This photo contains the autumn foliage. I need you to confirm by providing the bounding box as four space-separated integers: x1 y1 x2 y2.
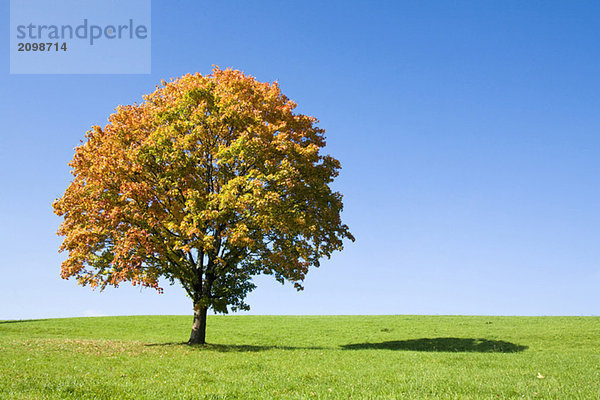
53 67 353 343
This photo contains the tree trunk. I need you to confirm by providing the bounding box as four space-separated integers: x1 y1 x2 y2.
188 304 208 345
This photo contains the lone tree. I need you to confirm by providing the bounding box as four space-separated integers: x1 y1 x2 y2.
53 67 354 344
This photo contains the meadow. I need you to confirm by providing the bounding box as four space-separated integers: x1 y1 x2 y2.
1 315 599 399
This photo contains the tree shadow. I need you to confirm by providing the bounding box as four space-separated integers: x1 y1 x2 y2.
143 342 326 352
341 337 527 353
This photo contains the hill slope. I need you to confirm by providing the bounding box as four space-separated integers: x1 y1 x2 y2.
1 315 599 399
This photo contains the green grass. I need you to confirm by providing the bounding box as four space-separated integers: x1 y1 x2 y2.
1 315 599 399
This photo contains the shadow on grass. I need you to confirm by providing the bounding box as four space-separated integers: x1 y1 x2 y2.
0 319 48 324
144 342 326 352
341 337 527 353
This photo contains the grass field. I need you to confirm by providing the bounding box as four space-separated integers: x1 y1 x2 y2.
1 315 599 399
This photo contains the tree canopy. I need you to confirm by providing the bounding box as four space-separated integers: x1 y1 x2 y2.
53 67 354 343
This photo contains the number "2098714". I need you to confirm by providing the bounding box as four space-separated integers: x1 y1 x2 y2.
18 42 67 52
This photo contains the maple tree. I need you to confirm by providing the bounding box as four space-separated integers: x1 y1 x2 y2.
53 67 354 344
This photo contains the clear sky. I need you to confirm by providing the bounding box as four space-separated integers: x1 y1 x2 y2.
1 1 599 319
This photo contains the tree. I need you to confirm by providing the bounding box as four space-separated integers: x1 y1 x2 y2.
53 67 354 344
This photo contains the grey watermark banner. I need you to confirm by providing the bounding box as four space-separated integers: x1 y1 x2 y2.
10 0 151 74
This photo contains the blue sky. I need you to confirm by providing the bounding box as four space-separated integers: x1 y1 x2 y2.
1 1 599 319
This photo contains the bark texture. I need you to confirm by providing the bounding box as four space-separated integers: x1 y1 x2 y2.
188 304 208 345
